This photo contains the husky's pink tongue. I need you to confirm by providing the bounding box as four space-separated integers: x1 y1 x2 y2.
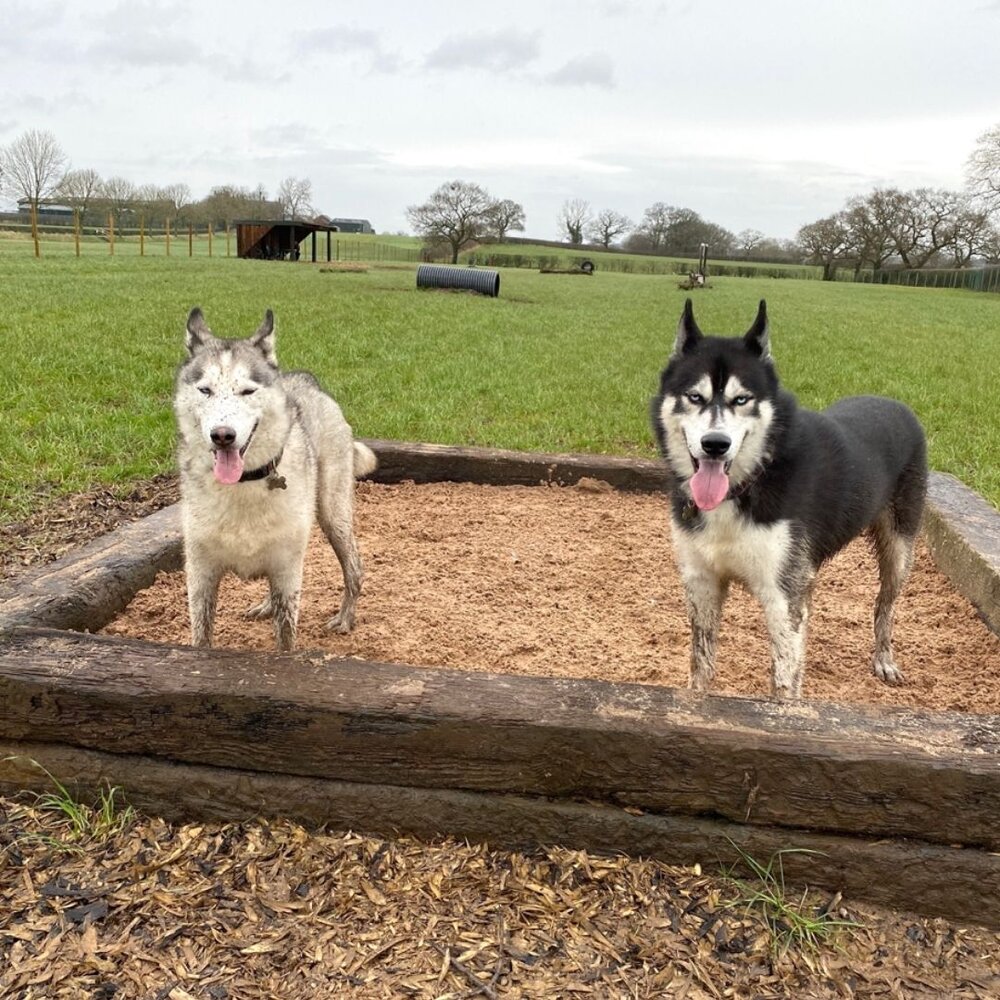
690 460 730 511
213 448 245 485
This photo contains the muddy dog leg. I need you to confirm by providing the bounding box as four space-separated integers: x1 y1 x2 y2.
187 562 222 648
318 472 364 634
869 512 917 685
761 574 815 700
266 565 303 652
680 569 728 692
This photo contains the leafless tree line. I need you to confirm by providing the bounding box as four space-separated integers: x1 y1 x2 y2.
0 129 316 234
797 187 1000 280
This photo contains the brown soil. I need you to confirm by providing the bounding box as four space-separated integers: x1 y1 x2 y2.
105 480 1000 714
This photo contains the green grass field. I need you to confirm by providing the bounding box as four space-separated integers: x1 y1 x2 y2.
1 250 998 523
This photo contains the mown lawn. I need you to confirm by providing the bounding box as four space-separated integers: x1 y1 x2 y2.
1 251 998 521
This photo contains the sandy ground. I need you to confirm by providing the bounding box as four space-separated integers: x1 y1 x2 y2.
104 480 1000 714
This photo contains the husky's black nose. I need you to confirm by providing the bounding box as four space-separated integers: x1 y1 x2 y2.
700 432 731 458
210 426 237 448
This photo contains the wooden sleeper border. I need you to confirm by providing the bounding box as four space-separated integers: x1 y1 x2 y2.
1 441 999 926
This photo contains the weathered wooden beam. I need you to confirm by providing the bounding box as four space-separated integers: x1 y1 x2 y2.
924 472 1000 634
361 439 670 493
1 627 998 851
2 738 997 927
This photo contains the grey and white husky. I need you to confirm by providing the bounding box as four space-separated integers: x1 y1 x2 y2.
174 307 376 651
652 299 927 699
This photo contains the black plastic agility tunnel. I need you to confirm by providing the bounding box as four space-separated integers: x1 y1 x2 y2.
416 264 501 297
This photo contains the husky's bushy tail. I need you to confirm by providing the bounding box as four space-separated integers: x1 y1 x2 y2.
353 442 378 478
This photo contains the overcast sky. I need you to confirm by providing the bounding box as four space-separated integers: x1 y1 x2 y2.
3 0 998 241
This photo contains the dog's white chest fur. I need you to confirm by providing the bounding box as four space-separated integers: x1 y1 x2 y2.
671 502 792 591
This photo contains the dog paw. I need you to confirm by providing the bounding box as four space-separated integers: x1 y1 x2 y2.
874 660 904 685
325 612 354 635
244 599 272 621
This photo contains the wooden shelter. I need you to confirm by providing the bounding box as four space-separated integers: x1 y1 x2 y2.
235 219 341 262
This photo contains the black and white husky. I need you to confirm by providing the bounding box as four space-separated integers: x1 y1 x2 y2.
652 299 927 699
174 308 377 651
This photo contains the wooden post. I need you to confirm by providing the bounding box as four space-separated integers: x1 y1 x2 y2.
108 212 115 256
165 218 171 257
139 215 145 257
188 223 193 258
73 209 81 258
327 230 331 262
311 229 317 263
226 222 231 258
30 202 40 258
208 224 213 258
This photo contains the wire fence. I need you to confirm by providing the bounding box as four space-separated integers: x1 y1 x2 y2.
2 219 998 291
0 219 424 263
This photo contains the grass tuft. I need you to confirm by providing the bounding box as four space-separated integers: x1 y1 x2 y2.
3 756 135 851
722 842 862 958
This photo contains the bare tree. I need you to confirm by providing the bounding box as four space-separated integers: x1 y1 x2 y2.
407 180 496 263
100 176 138 233
56 167 102 225
844 191 898 275
942 200 996 266
160 182 192 218
735 228 765 258
558 199 591 244
0 128 68 253
966 122 1000 213
586 209 632 249
486 198 526 241
277 177 313 220
632 202 672 252
797 213 854 280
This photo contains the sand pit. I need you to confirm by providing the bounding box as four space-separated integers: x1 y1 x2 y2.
104 480 1000 713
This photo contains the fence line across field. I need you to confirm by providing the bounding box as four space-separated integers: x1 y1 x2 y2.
2 216 999 292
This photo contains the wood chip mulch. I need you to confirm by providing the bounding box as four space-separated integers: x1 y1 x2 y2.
2 795 1000 1000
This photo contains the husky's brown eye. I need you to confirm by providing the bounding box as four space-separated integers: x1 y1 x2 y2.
239 387 257 396
198 386 212 397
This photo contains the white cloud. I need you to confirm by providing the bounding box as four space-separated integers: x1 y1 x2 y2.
423 27 541 72
545 53 615 89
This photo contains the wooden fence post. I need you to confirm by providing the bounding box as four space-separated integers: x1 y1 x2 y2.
226 223 231 258
108 212 115 256
73 209 81 258
188 223 193 258
166 219 171 257
31 202 40 258
208 224 213 257
140 215 145 257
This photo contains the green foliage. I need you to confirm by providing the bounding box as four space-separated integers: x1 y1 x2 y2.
1 252 998 524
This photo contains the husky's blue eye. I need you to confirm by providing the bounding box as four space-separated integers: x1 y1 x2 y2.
732 394 752 406
686 391 704 405
198 386 212 397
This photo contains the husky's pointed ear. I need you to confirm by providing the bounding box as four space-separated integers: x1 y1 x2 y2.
250 309 277 365
743 299 771 359
185 307 212 355
671 298 702 358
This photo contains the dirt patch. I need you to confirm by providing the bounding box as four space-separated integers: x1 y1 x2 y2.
0 474 179 583
105 480 1000 713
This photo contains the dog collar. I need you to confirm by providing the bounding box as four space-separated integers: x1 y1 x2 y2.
239 450 286 490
